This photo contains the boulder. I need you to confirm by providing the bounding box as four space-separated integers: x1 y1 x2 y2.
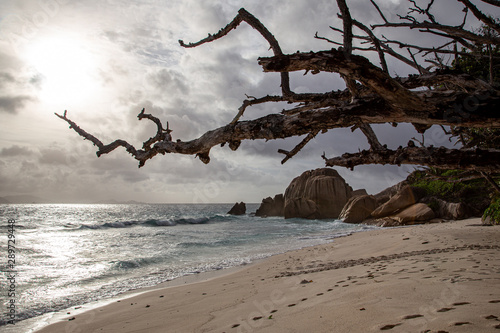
255 194 285 217
339 195 377 224
351 189 368 197
284 198 319 219
284 168 353 219
420 197 468 220
392 203 435 224
227 202 246 215
371 185 419 218
373 180 409 206
438 201 467 220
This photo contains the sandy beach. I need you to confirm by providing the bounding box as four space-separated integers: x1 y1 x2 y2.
36 218 500 333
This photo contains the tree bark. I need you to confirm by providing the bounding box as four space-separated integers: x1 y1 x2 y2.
55 4 500 173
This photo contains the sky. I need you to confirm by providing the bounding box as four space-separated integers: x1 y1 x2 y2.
0 0 494 204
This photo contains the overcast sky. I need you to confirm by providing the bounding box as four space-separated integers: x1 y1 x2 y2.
0 0 493 203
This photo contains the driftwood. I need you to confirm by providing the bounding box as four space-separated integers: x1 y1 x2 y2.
56 1 500 173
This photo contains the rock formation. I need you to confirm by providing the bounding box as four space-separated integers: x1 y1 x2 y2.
420 197 468 220
255 194 285 217
227 202 246 215
284 168 353 219
339 195 377 224
253 167 483 226
371 185 421 218
351 189 368 197
360 185 435 226
392 203 435 224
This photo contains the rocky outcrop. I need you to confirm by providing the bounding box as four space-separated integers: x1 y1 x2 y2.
227 202 246 215
339 195 377 224
284 198 319 219
420 197 468 220
358 185 435 226
392 203 435 224
284 168 353 219
373 181 409 206
352 189 368 197
371 185 421 218
255 194 284 217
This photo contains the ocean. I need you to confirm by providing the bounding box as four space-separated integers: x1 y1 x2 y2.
0 203 374 332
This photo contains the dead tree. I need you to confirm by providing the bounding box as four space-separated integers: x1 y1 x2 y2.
56 1 500 172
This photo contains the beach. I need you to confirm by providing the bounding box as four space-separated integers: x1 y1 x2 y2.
34 218 500 333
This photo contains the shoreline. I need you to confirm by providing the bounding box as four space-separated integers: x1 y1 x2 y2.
15 264 250 333
30 218 500 332
20 228 360 333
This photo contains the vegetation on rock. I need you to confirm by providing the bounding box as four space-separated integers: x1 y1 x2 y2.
483 195 500 224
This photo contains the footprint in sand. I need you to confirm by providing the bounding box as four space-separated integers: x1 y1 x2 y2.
379 323 402 330
437 307 455 312
402 314 423 320
454 322 471 326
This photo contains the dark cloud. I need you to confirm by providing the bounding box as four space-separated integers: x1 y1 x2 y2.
0 72 15 83
0 0 479 203
0 52 37 113
0 95 33 113
38 148 68 165
0 145 33 157
146 68 189 95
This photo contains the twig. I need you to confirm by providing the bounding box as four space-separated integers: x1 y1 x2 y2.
279 130 320 164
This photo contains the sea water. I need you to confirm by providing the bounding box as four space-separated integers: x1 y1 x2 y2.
0 203 373 331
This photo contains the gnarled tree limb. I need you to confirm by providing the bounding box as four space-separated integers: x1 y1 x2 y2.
258 49 429 113
180 8 291 97
322 146 500 173
56 3 500 174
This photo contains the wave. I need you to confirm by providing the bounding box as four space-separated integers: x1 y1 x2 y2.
110 257 158 270
77 214 231 230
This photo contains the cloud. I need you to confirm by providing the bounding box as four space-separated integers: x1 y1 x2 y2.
0 0 477 203
146 68 189 95
38 148 68 165
0 52 38 113
0 145 34 157
0 95 33 113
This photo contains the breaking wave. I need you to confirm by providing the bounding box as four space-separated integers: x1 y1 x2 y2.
77 215 229 229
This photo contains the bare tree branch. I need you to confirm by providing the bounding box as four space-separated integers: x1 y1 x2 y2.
56 4 500 173
369 0 389 23
279 130 320 164
351 19 389 73
322 146 500 173
480 0 500 7
357 123 384 151
258 49 434 112
57 85 500 168
179 8 292 97
458 0 500 35
480 171 500 193
372 17 500 45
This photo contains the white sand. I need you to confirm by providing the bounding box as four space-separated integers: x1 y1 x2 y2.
36 218 500 333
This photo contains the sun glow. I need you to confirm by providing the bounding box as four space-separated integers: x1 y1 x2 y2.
24 35 101 105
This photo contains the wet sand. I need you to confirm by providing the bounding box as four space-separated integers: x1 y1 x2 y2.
36 218 500 332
